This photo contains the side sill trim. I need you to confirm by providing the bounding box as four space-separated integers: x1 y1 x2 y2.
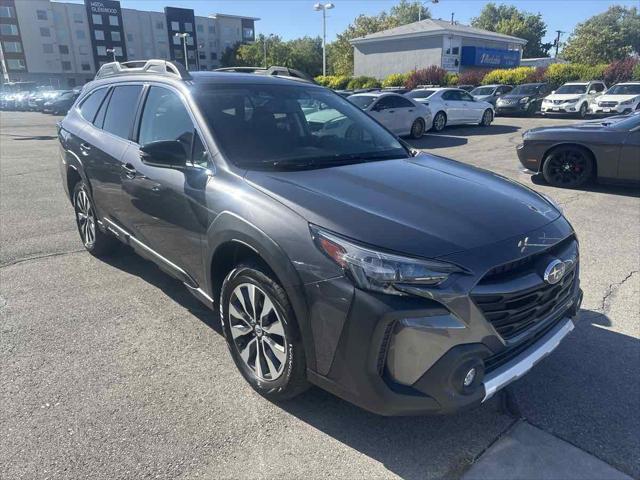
482 317 575 402
103 218 198 288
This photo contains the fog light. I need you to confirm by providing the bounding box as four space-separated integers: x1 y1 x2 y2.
463 368 476 387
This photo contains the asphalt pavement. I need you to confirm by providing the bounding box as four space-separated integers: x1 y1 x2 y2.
1 111 638 479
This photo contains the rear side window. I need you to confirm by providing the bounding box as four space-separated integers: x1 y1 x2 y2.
388 96 413 108
79 88 108 122
102 85 143 140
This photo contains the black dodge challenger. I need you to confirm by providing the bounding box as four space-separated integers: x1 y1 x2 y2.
517 112 640 188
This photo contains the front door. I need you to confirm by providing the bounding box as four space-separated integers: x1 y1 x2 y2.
619 129 640 181
120 85 211 283
370 96 401 133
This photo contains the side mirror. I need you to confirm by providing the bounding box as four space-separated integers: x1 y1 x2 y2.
551 90 555 94
140 140 188 168
589 90 597 94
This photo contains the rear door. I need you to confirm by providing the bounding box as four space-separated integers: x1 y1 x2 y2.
459 90 484 122
82 84 144 228
119 85 211 282
441 90 464 123
387 95 418 135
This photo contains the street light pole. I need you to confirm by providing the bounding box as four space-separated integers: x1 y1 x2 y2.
0 40 10 83
314 3 334 77
554 30 565 58
175 32 190 70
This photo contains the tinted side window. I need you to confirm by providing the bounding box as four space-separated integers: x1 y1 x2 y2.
79 88 108 122
93 88 111 128
460 92 474 101
389 96 414 108
443 90 461 101
102 85 143 139
374 96 394 110
592 83 605 92
138 86 194 155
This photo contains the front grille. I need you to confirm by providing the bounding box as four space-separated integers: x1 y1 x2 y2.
472 267 576 341
553 99 564 105
599 101 618 107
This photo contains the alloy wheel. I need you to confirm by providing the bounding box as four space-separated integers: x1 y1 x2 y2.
579 103 587 118
433 113 446 131
411 119 424 138
547 150 589 186
228 283 287 381
482 110 493 126
75 188 96 248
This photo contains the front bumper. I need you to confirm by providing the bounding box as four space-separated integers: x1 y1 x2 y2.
541 102 580 114
589 104 634 115
495 102 530 115
305 219 581 415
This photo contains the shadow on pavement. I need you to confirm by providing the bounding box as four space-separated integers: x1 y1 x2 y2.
531 174 640 198
409 134 467 149
429 124 520 137
511 309 640 478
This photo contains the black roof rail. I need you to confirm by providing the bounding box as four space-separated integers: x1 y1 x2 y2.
95 59 192 81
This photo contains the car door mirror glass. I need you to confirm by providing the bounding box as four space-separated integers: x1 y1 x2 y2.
140 140 188 168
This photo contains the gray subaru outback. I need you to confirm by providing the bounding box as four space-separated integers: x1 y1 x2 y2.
58 60 582 415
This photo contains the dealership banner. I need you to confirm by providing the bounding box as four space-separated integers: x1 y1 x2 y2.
460 46 520 68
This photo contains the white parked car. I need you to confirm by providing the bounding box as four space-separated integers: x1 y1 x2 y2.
589 82 640 115
541 80 607 118
348 92 432 138
405 87 495 132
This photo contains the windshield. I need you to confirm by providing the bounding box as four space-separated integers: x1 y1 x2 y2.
348 95 377 109
606 84 640 95
406 89 436 99
471 87 495 96
556 84 588 94
195 84 407 170
511 85 542 95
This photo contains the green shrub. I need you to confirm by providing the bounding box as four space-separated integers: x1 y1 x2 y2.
347 76 381 90
633 62 640 81
405 66 447 90
482 67 535 85
314 75 332 87
382 73 410 88
328 75 351 89
575 64 607 81
444 72 459 86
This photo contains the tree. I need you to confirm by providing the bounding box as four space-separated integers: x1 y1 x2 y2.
471 3 552 58
562 6 640 64
220 42 242 67
328 1 431 76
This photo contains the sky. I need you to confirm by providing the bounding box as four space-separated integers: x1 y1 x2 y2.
67 0 638 47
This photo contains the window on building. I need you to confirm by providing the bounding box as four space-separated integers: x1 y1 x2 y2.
174 49 183 59
208 25 214 34
197 24 203 33
0 24 18 35
7 59 25 70
40 27 51 37
43 44 54 54
184 22 192 32
0 6 15 18
243 27 254 40
210 52 217 60
172 36 181 46
187 50 195 59
58 44 69 54
155 20 164 29
92 14 102 25
79 45 89 55
97 45 107 56
79 87 108 122
186 36 194 46
126 33 133 42
94 30 104 40
36 9 48 20
111 31 121 42
171 21 179 31
3 41 22 53
109 15 118 26
76 30 86 39
73 12 83 23
114 46 123 57
199 52 206 60
81 63 91 71
102 85 143 139
62 61 72 71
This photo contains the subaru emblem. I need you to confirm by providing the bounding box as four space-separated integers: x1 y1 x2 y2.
544 259 566 285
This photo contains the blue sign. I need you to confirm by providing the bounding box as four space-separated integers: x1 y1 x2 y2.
460 46 521 68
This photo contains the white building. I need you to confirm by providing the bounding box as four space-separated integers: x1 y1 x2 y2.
0 0 258 88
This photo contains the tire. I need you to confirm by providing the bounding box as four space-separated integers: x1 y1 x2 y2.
220 262 309 401
479 109 493 126
431 111 447 132
577 102 588 118
72 181 119 257
409 118 425 139
527 102 537 117
542 146 594 188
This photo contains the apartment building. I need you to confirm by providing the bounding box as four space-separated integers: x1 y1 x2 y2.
0 0 258 87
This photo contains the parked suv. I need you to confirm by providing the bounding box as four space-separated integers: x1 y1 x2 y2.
589 82 640 115
541 81 607 117
59 60 583 415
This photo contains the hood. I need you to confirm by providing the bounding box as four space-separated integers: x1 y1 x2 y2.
473 95 492 101
501 92 536 100
545 93 587 101
245 154 560 259
525 121 608 136
595 94 639 102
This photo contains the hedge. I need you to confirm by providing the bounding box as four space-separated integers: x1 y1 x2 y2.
347 76 381 89
405 66 447 90
382 72 410 88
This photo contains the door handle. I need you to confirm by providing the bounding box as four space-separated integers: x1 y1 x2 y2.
122 163 137 178
80 142 91 150
408 109 414 112
388 110 395 113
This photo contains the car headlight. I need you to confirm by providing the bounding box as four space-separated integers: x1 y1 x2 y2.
519 97 530 104
540 193 563 214
620 97 637 105
311 226 465 295
564 98 580 104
